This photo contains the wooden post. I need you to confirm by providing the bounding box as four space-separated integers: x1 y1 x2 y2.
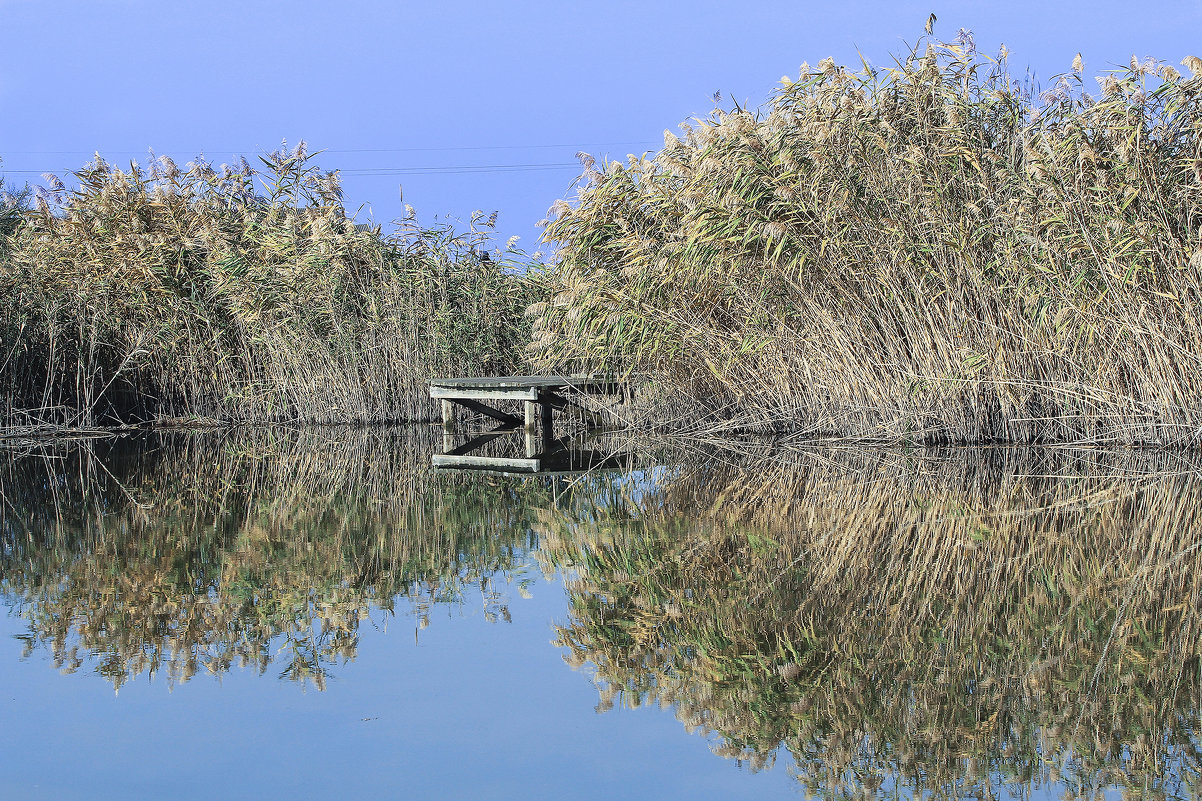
540 396 554 450
524 400 536 430
441 399 455 431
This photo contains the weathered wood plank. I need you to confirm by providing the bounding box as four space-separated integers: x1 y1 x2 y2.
429 374 627 435
429 375 625 394
432 454 541 472
430 386 539 402
430 375 595 388
440 397 523 427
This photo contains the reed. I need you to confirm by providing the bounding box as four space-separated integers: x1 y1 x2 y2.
533 32 1202 444
0 144 542 428
0 166 30 243
537 446 1202 798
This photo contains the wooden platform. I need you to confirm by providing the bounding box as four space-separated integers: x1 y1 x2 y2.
429 375 624 432
429 375 624 394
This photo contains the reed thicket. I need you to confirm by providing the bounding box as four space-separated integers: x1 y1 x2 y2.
533 35 1202 444
0 145 541 427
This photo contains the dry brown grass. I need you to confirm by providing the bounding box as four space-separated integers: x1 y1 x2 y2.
0 144 542 428
533 34 1202 444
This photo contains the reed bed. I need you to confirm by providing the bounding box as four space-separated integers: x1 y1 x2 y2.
537 446 1202 799
0 427 553 689
533 34 1202 444
0 144 541 428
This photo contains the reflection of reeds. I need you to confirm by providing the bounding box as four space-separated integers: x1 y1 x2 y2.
540 446 1202 799
0 427 552 690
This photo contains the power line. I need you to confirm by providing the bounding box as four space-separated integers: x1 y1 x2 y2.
2 161 589 177
341 162 583 175
0 140 658 156
333 141 656 154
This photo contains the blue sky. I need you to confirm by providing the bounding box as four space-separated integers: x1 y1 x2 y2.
2 0 1200 254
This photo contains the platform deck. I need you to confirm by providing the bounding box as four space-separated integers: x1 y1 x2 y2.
429 375 623 394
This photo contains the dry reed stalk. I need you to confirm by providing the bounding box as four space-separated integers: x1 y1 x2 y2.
0 145 543 428
533 34 1202 444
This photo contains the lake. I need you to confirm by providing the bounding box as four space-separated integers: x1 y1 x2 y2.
1 428 1199 800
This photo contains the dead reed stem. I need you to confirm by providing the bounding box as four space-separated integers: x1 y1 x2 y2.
533 36 1202 444
0 145 543 428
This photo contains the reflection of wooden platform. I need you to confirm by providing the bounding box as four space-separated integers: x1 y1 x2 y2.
431 427 639 476
432 446 635 475
429 375 625 431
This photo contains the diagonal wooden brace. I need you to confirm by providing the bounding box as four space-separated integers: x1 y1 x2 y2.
541 391 605 427
445 398 523 428
442 428 514 457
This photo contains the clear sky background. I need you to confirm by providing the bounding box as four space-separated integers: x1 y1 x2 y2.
2 0 1200 255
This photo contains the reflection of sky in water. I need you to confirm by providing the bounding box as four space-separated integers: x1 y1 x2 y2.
1 437 1199 800
0 568 800 801
0 574 1141 801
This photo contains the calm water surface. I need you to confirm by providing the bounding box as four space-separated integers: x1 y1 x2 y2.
1 430 1199 800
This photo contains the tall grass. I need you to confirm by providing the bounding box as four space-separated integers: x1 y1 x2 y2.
533 34 1202 444
0 144 541 428
0 164 28 270
538 445 1202 798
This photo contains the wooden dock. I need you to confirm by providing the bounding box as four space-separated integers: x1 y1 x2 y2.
428 375 627 471
429 375 623 431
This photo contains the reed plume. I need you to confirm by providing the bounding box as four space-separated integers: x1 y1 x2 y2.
0 146 542 428
533 34 1202 444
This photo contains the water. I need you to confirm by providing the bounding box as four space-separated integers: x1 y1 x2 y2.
1 429 1199 800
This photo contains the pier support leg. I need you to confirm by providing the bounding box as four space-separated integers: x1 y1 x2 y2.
524 400 536 430
441 399 456 431
540 398 554 450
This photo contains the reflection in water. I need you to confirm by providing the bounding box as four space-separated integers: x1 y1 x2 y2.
537 446 1202 800
0 428 574 689
433 425 643 475
4 433 1202 799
